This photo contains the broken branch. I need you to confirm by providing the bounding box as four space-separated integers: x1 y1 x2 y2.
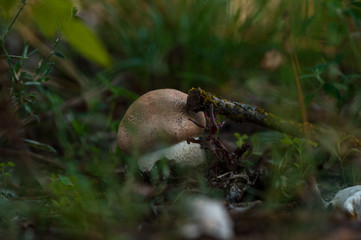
186 87 361 150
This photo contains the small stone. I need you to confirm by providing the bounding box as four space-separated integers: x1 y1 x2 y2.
117 89 205 154
181 196 234 240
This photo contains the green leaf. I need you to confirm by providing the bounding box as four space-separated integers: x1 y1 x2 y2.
28 49 38 57
234 132 248 148
58 175 73 186
20 72 33 80
313 63 329 74
7 161 16 167
299 74 316 79
307 140 318 148
14 62 20 72
35 61 43 75
24 81 42 86
38 77 50 82
281 138 293 145
0 163 5 168
32 0 73 37
351 148 361 154
293 163 301 169
24 139 57 153
72 119 87 135
24 104 32 115
43 66 53 76
0 0 17 18
293 137 303 147
71 7 78 17
20 42 29 65
323 82 341 100
63 19 112 67
54 51 65 58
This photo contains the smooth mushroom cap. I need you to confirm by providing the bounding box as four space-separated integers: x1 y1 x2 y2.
117 89 206 154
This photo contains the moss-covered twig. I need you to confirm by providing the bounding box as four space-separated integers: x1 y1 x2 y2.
186 87 361 150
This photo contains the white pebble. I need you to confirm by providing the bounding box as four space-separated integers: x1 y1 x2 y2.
181 196 234 240
331 185 361 220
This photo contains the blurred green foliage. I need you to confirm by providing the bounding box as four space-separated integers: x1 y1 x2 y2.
31 0 112 66
0 0 361 239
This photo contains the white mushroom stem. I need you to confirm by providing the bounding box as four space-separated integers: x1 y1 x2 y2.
138 140 207 172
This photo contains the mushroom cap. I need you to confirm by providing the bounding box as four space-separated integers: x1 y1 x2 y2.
117 89 206 154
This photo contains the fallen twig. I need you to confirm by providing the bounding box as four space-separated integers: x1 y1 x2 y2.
186 87 361 150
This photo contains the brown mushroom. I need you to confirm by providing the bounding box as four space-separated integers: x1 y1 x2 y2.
117 89 206 154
